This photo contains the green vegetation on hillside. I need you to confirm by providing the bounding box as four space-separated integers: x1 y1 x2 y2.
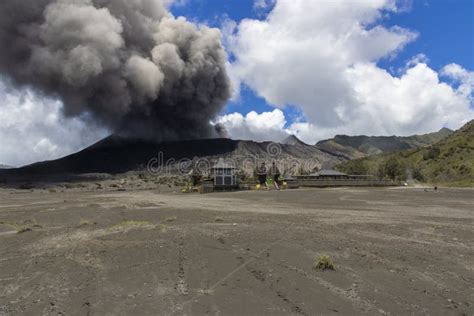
316 128 453 159
336 121 474 186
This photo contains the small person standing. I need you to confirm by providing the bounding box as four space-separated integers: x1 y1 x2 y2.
256 162 268 189
269 161 281 190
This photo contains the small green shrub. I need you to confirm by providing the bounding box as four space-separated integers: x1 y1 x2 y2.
423 146 440 160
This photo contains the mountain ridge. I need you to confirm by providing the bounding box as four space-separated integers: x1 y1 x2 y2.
0 136 344 180
316 127 453 159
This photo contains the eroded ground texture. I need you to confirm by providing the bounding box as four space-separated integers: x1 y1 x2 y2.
0 187 473 315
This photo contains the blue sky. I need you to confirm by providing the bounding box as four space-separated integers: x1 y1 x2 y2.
172 0 473 122
384 0 473 70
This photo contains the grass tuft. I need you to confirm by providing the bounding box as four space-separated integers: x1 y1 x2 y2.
112 220 152 229
17 227 32 234
165 216 177 223
313 255 335 271
80 219 97 227
0 221 35 234
158 224 168 233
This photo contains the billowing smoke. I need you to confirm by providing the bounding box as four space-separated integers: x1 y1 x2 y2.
0 0 231 141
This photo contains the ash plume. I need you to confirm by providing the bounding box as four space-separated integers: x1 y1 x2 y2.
0 0 231 141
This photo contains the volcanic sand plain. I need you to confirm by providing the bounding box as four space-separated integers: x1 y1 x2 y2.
0 187 473 315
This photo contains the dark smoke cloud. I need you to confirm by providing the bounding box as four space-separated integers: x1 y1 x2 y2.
0 0 231 141
213 123 230 139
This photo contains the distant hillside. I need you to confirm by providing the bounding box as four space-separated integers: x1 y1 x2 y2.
336 121 474 186
316 128 453 159
0 164 14 169
0 135 344 181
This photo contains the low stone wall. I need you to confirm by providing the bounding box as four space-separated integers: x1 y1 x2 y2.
295 179 394 187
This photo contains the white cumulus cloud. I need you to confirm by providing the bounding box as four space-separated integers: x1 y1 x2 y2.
253 0 276 10
0 79 108 167
223 0 474 143
216 109 289 142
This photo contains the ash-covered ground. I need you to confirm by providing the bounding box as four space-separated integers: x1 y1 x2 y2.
0 187 473 315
